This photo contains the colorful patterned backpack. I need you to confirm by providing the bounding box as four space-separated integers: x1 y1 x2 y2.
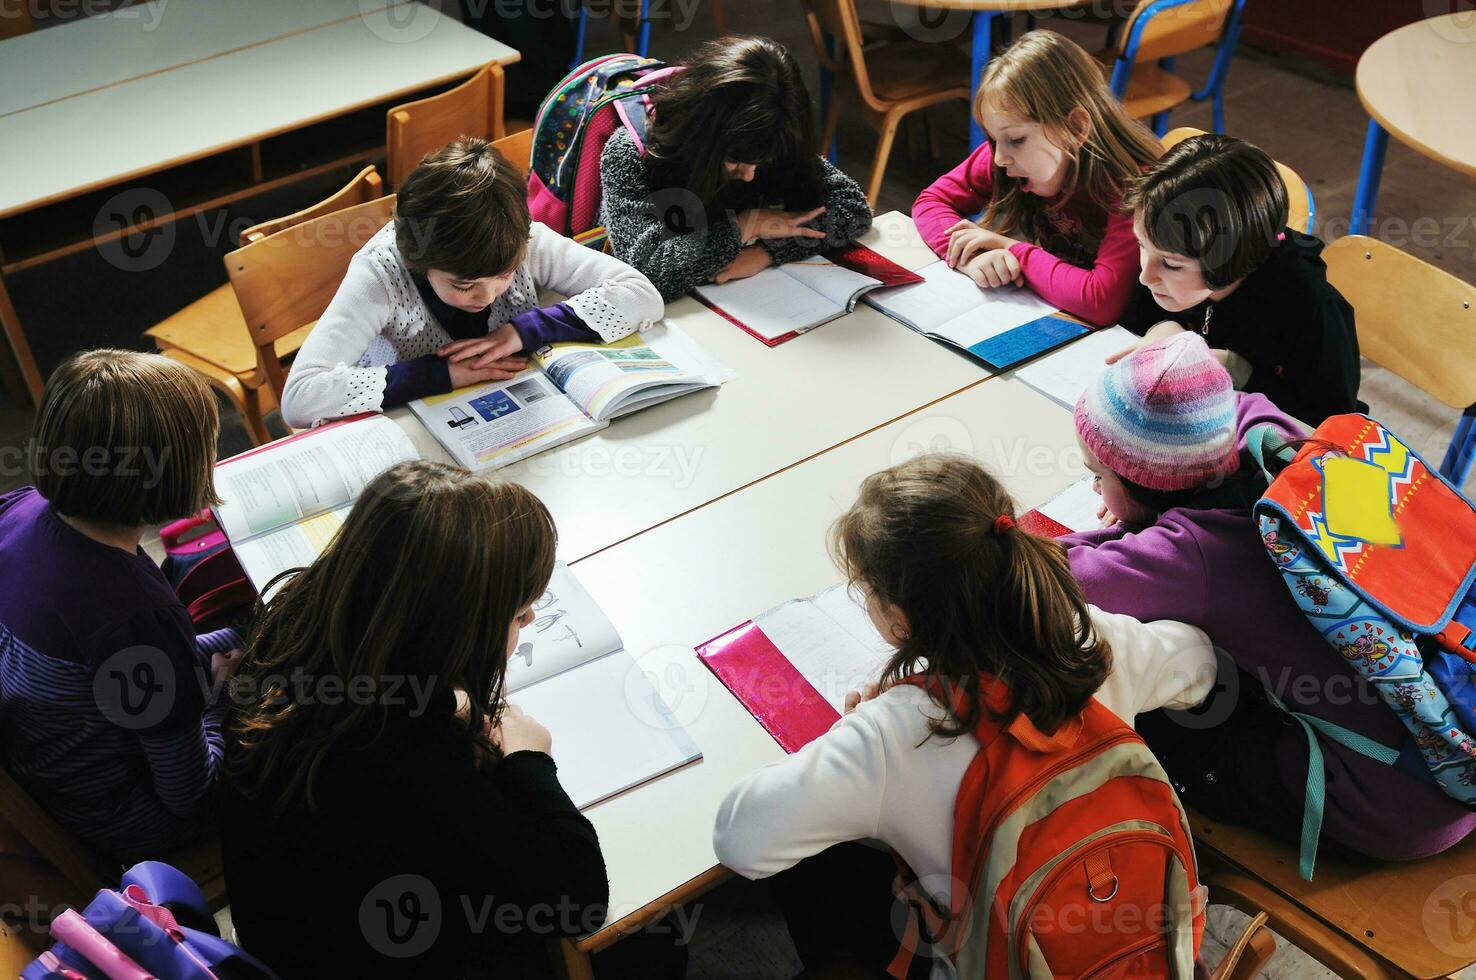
1250 414 1476 879
887 674 1205 979
527 54 680 250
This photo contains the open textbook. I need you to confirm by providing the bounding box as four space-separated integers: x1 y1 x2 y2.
507 562 703 809
1014 325 1137 408
1017 476 1102 539
697 584 894 752
692 245 923 344
865 260 1090 371
410 322 733 471
214 414 417 593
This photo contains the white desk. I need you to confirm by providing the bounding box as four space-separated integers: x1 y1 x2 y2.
391 214 989 563
0 0 404 118
561 378 1084 950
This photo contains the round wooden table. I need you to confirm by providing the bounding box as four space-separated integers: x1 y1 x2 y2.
1351 12 1476 235
882 0 1099 149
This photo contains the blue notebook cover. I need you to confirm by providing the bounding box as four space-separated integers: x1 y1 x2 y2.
967 314 1089 370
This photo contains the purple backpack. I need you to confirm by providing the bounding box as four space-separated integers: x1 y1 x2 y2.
22 862 277 980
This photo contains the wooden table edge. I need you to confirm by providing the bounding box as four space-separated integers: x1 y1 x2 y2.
574 865 735 954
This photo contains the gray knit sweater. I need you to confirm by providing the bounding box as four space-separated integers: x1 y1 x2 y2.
598 128 874 301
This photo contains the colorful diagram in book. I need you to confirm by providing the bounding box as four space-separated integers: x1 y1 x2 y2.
504 562 703 809
532 323 731 421
411 369 600 473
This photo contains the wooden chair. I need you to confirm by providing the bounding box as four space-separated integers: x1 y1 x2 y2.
1188 806 1476 978
1163 127 1316 235
386 62 506 190
1098 0 1246 136
493 127 535 180
1324 235 1476 486
225 194 399 405
802 0 970 207
0 0 34 40
146 166 385 445
0 763 229 915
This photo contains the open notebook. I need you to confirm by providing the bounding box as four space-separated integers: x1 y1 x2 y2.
410 322 733 471
693 244 923 345
1017 475 1102 539
507 562 703 809
1013 325 1136 409
865 260 1089 371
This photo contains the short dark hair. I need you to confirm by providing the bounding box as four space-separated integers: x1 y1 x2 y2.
394 137 530 279
1124 134 1289 289
31 349 220 525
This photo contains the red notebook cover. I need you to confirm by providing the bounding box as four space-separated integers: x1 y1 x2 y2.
1017 509 1074 539
697 621 841 753
702 243 924 348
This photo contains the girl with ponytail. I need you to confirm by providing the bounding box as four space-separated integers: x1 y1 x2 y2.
713 454 1215 978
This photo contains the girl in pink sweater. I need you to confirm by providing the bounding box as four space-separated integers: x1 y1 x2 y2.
913 30 1162 326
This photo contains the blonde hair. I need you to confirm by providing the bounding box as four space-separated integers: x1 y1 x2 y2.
30 349 220 524
830 454 1111 737
976 30 1162 257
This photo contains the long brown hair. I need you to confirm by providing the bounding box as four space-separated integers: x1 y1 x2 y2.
227 460 556 815
645 35 823 211
977 30 1161 260
830 455 1111 737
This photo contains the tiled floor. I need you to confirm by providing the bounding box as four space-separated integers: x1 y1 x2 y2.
5 3 1476 977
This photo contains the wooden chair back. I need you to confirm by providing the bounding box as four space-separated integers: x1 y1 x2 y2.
0 0 34 40
226 195 398 400
1163 127 1314 235
801 0 883 113
1116 0 1234 63
492 128 534 181
240 165 383 245
386 63 506 189
1325 235 1476 410
0 765 110 904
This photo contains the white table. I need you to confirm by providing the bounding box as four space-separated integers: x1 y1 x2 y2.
0 2 518 402
391 213 994 563
558 377 1083 959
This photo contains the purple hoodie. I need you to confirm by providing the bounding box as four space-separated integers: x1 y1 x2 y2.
1064 392 1476 861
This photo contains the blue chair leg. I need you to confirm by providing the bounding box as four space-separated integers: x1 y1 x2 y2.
821 32 837 164
634 0 652 56
570 5 588 70
1151 57 1176 136
1441 405 1476 488
1212 89 1225 134
1351 119 1389 238
969 12 998 150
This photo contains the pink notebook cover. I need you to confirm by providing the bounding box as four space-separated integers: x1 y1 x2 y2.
696 621 841 753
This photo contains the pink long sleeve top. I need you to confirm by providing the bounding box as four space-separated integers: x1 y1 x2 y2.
912 141 1142 326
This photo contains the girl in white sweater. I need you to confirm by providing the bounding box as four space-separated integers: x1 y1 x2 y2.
282 137 663 428
712 455 1218 978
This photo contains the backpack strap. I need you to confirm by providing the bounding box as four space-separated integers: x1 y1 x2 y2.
1246 423 1297 482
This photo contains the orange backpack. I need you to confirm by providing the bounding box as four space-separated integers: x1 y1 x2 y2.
889 675 1205 979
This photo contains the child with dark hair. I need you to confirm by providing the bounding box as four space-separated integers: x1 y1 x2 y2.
283 137 662 428
0 350 240 862
1114 134 1362 426
1068 332 1476 865
599 35 873 301
713 453 1215 978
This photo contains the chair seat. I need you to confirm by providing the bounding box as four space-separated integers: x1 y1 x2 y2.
859 40 971 105
1187 807 1476 977
145 285 313 384
1093 49 1193 119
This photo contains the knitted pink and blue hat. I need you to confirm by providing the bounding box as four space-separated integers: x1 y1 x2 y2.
1074 331 1238 492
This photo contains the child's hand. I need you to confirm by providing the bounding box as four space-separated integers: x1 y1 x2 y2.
1097 502 1119 528
944 221 1015 269
490 703 552 757
1104 321 1186 364
737 207 827 242
960 249 1024 289
440 324 523 368
448 357 528 389
211 648 245 683
713 245 774 284
842 680 882 715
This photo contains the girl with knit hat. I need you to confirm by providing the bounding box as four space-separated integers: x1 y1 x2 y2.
1066 332 1476 861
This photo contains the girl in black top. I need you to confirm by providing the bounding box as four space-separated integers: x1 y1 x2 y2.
1115 134 1362 426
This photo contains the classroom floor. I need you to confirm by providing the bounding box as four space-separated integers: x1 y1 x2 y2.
6 3 1476 977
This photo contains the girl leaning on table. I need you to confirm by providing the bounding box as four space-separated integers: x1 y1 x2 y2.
280 136 663 429
221 460 685 979
912 30 1163 326
712 453 1217 978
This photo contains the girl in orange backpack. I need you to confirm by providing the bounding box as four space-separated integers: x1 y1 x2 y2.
713 455 1216 978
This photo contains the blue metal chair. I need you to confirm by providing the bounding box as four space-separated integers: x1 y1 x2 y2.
1101 0 1247 137
569 0 728 68
1324 236 1476 488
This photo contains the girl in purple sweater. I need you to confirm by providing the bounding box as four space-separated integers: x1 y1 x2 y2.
1065 332 1476 866
912 30 1161 326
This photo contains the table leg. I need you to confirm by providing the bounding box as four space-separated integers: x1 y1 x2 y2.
969 12 998 151
1351 119 1388 238
554 938 595 980
0 272 43 405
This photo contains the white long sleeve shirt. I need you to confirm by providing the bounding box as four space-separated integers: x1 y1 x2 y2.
712 605 1216 978
280 219 663 428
